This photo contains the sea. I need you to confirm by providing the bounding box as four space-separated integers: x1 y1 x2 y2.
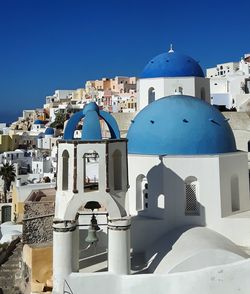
0 111 21 126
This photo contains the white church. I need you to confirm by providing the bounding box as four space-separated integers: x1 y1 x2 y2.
52 48 250 294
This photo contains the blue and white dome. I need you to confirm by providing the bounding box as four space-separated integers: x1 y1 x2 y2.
34 119 45 125
45 127 54 136
141 51 204 79
127 95 236 155
63 102 120 141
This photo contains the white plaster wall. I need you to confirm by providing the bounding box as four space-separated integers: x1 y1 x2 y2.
162 155 221 228
127 154 222 254
210 77 228 93
194 77 211 103
128 152 250 250
128 154 222 226
138 77 210 111
65 258 250 294
43 137 52 149
218 152 250 217
138 78 165 110
55 141 128 220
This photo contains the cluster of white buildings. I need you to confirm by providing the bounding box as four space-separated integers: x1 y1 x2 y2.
207 53 250 111
44 76 137 125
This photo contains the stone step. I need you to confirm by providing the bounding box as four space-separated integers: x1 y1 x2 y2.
0 264 21 271
2 257 20 264
5 259 21 266
0 268 18 275
1 289 21 294
0 276 15 284
0 277 15 286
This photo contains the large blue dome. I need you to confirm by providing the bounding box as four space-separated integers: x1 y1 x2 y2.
127 95 236 155
141 51 204 79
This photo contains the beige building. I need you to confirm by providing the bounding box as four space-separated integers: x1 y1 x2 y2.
87 76 137 94
72 88 86 101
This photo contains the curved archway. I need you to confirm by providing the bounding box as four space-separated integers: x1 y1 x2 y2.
62 150 69 190
200 87 206 101
148 87 155 104
136 174 148 211
185 176 199 215
231 175 240 212
112 149 122 190
83 150 99 192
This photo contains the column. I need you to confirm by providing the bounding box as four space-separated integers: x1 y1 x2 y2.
108 217 131 274
52 220 77 294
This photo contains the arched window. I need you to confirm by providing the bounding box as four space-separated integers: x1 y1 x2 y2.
148 87 155 104
175 86 183 95
83 150 99 192
185 176 199 215
231 175 240 212
157 194 165 209
200 87 206 101
112 149 122 190
136 175 148 211
62 150 69 191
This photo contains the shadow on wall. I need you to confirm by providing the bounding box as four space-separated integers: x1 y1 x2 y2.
131 157 206 273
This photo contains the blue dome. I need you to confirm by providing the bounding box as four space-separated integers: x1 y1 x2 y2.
127 95 236 155
63 102 120 141
34 119 45 125
44 127 54 135
141 51 204 79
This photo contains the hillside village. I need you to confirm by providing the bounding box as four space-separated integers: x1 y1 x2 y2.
1 49 250 293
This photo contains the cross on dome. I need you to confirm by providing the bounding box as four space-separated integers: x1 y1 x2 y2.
168 43 174 53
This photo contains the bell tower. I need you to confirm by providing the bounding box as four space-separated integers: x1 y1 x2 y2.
52 102 131 293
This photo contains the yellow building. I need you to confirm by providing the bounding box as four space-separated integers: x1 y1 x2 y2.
0 134 20 153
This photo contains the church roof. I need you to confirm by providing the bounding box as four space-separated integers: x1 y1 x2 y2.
127 95 237 155
63 102 120 141
140 51 204 79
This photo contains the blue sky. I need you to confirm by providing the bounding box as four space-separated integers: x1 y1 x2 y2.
0 0 249 121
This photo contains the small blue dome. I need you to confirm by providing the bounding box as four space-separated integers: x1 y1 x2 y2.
127 95 236 155
141 51 204 79
37 132 45 139
34 119 44 125
44 127 54 135
63 102 120 141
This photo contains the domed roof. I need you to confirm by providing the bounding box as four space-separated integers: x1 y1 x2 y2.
127 95 236 155
63 102 120 141
44 127 54 135
141 51 204 79
34 119 45 125
37 132 45 139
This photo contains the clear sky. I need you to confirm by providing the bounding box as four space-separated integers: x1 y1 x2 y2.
0 0 249 121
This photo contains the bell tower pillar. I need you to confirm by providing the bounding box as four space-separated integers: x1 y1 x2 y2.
52 220 78 294
108 217 131 274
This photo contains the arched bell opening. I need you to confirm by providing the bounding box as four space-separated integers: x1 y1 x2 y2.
78 201 108 272
83 150 99 192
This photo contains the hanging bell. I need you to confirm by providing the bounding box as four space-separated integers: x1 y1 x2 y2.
85 225 99 244
91 214 101 231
